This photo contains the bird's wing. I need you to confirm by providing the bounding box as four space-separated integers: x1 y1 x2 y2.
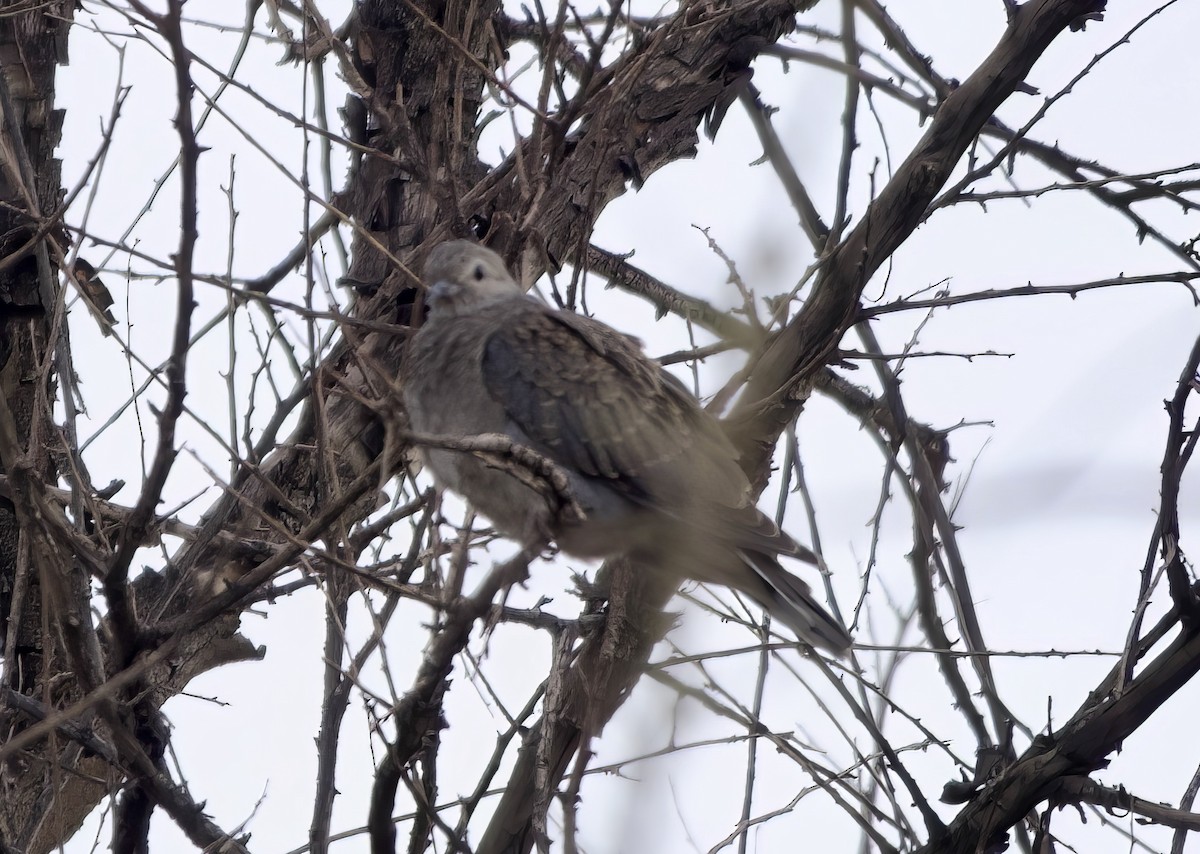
480 299 745 502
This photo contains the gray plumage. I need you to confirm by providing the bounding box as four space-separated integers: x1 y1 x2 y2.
403 240 852 654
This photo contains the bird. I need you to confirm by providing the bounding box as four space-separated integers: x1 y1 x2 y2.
402 240 852 655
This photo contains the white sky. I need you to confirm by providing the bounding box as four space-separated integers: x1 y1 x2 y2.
46 1 1200 851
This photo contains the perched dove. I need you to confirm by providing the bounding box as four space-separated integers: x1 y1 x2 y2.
403 240 851 654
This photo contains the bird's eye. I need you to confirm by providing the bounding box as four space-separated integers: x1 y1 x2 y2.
472 264 486 281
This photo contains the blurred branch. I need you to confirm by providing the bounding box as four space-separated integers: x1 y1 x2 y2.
586 244 761 347
739 82 829 247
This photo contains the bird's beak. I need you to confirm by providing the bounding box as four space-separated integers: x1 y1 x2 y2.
426 280 459 311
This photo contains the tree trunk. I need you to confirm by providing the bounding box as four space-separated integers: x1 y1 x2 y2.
0 2 87 849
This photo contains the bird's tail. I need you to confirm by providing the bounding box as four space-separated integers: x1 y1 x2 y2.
738 550 853 656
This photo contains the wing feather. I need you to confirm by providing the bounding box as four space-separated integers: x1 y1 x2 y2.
480 300 733 502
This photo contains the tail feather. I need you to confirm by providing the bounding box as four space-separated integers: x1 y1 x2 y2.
738 549 852 655
729 506 820 565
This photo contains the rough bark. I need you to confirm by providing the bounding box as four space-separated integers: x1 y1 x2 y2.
0 3 86 848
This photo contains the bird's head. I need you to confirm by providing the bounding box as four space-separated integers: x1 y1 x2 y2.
422 240 522 317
